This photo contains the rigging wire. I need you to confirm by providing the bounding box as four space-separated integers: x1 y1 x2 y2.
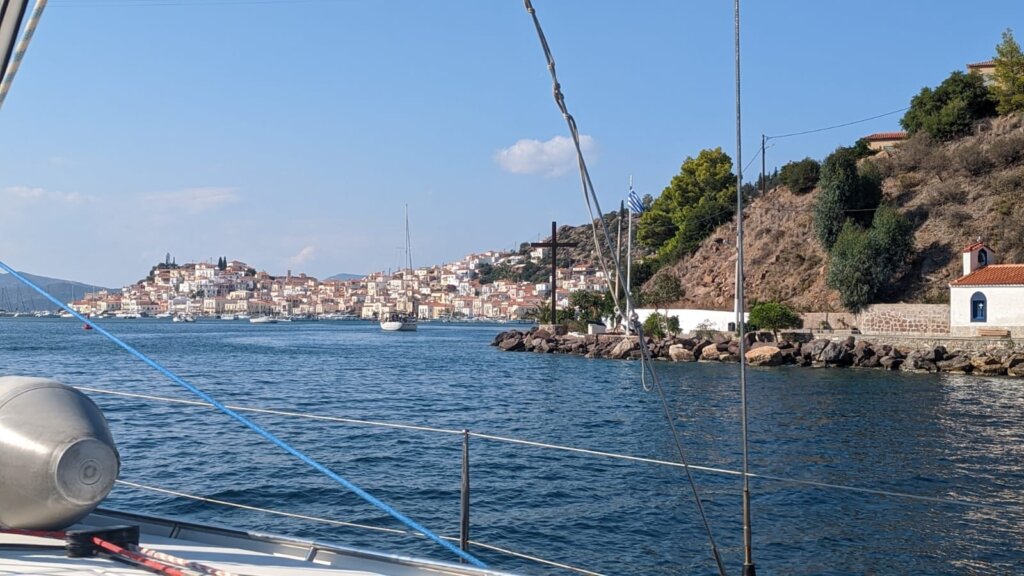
521 2 727 575
0 261 487 569
48 0 356 7
0 0 48 110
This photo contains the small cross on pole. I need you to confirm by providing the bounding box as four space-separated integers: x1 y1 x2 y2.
531 221 578 324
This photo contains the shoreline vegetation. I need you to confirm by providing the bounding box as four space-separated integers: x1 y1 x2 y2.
491 327 1024 377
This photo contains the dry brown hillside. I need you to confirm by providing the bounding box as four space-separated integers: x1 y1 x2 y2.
656 113 1024 312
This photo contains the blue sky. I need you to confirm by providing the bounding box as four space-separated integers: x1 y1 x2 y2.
0 0 1019 287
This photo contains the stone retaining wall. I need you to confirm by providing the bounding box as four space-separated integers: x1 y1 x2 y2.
856 304 950 335
853 334 1023 355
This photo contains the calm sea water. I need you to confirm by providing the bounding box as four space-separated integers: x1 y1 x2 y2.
1 318 1021 575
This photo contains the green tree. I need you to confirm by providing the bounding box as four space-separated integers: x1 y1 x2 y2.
813 146 883 252
748 301 802 341
900 71 996 140
636 148 736 263
570 290 604 322
527 306 573 325
778 157 820 194
636 209 677 251
825 206 913 312
866 204 914 295
993 28 1024 115
643 312 670 339
826 222 875 312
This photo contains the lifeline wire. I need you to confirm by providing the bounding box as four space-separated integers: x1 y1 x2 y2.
88 389 1021 513
0 261 486 569
521 3 727 575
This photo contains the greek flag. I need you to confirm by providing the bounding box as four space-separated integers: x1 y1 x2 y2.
627 187 645 214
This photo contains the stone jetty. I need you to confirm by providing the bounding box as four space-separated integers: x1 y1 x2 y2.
490 327 1024 377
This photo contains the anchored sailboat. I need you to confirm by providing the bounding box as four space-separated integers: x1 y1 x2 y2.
380 204 418 332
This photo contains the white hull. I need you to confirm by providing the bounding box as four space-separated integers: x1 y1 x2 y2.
380 320 417 331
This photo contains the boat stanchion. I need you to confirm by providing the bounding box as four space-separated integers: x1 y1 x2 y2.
459 429 471 558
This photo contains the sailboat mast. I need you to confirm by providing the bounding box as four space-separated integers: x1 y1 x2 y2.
735 0 756 574
404 204 413 272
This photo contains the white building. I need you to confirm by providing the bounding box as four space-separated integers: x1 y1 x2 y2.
949 242 1024 337
633 308 748 334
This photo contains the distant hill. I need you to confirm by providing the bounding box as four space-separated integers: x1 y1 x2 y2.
326 272 365 281
0 272 114 312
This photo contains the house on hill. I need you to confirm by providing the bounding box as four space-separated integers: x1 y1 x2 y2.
862 131 907 152
967 60 996 86
949 242 1024 337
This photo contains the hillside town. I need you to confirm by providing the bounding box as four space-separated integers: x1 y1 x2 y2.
66 249 607 321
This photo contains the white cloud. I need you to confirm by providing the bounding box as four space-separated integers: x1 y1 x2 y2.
289 245 316 265
494 135 596 177
145 187 240 214
2 185 90 204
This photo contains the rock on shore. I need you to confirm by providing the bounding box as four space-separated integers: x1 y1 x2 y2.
490 328 1024 377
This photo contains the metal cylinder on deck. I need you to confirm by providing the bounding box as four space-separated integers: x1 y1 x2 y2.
0 376 120 530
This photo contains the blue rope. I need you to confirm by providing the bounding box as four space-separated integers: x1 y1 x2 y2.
0 261 487 569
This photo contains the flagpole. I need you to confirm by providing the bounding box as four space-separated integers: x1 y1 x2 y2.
615 200 624 329
626 176 634 333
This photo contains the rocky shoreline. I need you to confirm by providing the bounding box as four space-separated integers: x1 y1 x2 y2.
490 327 1024 377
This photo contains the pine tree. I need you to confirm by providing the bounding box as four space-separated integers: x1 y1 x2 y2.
993 28 1024 115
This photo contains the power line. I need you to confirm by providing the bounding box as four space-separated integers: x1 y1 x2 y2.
767 106 909 140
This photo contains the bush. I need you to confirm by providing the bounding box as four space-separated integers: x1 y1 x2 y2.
896 172 925 191
945 208 972 227
930 180 968 205
666 315 680 334
992 167 1024 195
826 223 875 312
891 133 936 172
987 133 1024 167
900 71 997 140
779 157 820 194
952 143 993 176
643 313 667 339
748 301 802 340
693 320 716 340
825 206 914 312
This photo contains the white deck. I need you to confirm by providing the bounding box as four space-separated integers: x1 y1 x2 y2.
0 509 514 576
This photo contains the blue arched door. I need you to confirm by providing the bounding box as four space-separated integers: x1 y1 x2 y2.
970 292 987 322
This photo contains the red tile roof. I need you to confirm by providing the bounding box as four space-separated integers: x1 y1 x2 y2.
967 60 995 68
863 131 907 141
962 241 988 253
950 264 1024 286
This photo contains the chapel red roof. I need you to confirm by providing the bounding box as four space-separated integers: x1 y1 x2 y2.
950 264 1024 287
962 241 988 253
863 131 907 141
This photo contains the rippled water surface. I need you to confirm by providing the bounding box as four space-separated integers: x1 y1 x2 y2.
2 318 1022 575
